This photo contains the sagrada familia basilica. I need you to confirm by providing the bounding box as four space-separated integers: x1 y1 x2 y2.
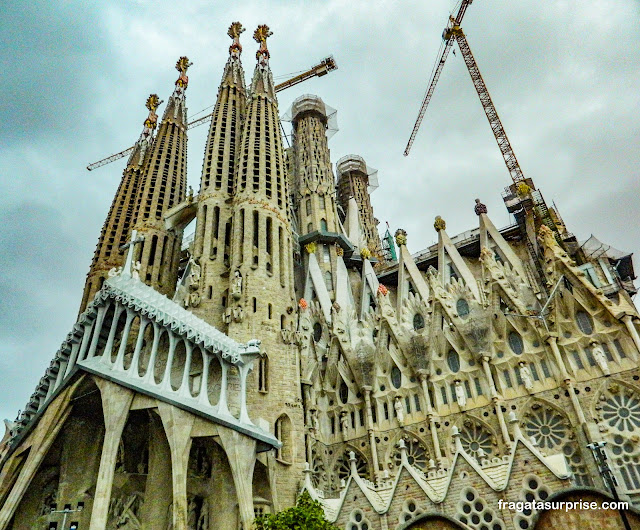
1 21 639 530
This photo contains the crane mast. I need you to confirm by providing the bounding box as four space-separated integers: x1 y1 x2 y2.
451 27 525 183
404 0 525 185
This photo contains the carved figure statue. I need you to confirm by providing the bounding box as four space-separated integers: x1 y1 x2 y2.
198 500 209 530
591 341 610 375
132 261 141 280
108 266 123 278
232 270 243 300
340 411 349 437
189 258 201 287
233 305 244 323
519 362 534 391
187 498 198 529
454 380 466 407
189 292 201 308
109 493 143 529
394 396 405 426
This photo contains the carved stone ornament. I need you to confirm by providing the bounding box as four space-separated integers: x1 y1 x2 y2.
474 198 488 216
305 242 317 254
394 228 407 247
434 216 446 232
360 247 371 260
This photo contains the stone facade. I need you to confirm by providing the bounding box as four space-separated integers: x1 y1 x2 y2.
2 22 640 530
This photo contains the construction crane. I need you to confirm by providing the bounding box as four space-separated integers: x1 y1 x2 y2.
87 56 338 171
405 1 566 288
404 0 525 185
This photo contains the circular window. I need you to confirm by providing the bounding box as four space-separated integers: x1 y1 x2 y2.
576 311 593 335
447 350 460 373
457 299 470 318
508 332 524 355
413 313 425 330
391 366 402 389
339 382 349 404
313 322 322 342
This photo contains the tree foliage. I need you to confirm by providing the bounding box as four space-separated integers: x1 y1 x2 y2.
254 491 339 530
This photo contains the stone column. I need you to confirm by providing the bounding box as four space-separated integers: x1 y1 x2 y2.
546 335 570 380
158 402 195 530
622 315 640 354
418 373 442 461
0 385 77 529
218 426 257 530
89 378 134 530
363 387 380 482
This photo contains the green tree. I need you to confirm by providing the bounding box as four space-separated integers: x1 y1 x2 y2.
254 491 339 530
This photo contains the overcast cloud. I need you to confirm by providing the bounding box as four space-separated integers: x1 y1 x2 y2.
1 0 638 423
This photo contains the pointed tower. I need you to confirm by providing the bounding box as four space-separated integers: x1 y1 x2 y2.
226 26 303 507
336 155 382 256
289 95 342 298
132 57 192 297
189 23 247 328
79 94 163 312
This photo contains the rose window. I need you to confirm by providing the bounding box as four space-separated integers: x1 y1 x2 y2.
336 451 368 482
524 404 591 486
392 438 429 470
602 385 640 432
524 406 567 449
310 449 327 490
460 422 493 459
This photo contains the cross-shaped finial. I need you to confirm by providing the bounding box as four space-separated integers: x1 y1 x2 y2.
119 230 145 278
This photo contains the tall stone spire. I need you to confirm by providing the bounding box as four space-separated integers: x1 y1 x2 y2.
131 57 192 297
289 95 342 298
336 155 382 256
189 23 248 328
226 26 303 506
79 94 163 312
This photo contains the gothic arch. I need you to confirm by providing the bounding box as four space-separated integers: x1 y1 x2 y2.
593 379 640 492
530 487 640 529
275 413 293 464
520 397 591 485
385 431 431 472
455 415 497 460
332 445 369 486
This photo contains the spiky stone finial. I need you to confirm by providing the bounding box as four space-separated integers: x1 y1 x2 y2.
175 56 193 88
228 22 245 57
254 24 273 61
474 198 487 216
434 216 446 232
143 94 162 130
394 229 407 246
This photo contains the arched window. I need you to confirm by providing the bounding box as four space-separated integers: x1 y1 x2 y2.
339 381 349 404
323 245 331 263
413 313 425 330
325 271 333 291
258 355 268 392
508 332 524 355
307 222 313 233
319 195 326 209
447 350 460 373
391 366 402 389
305 198 312 216
313 322 322 342
576 311 594 335
456 298 470 318
320 218 328 232
275 415 292 463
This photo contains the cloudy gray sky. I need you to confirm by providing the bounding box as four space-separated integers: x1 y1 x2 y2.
1 0 638 423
